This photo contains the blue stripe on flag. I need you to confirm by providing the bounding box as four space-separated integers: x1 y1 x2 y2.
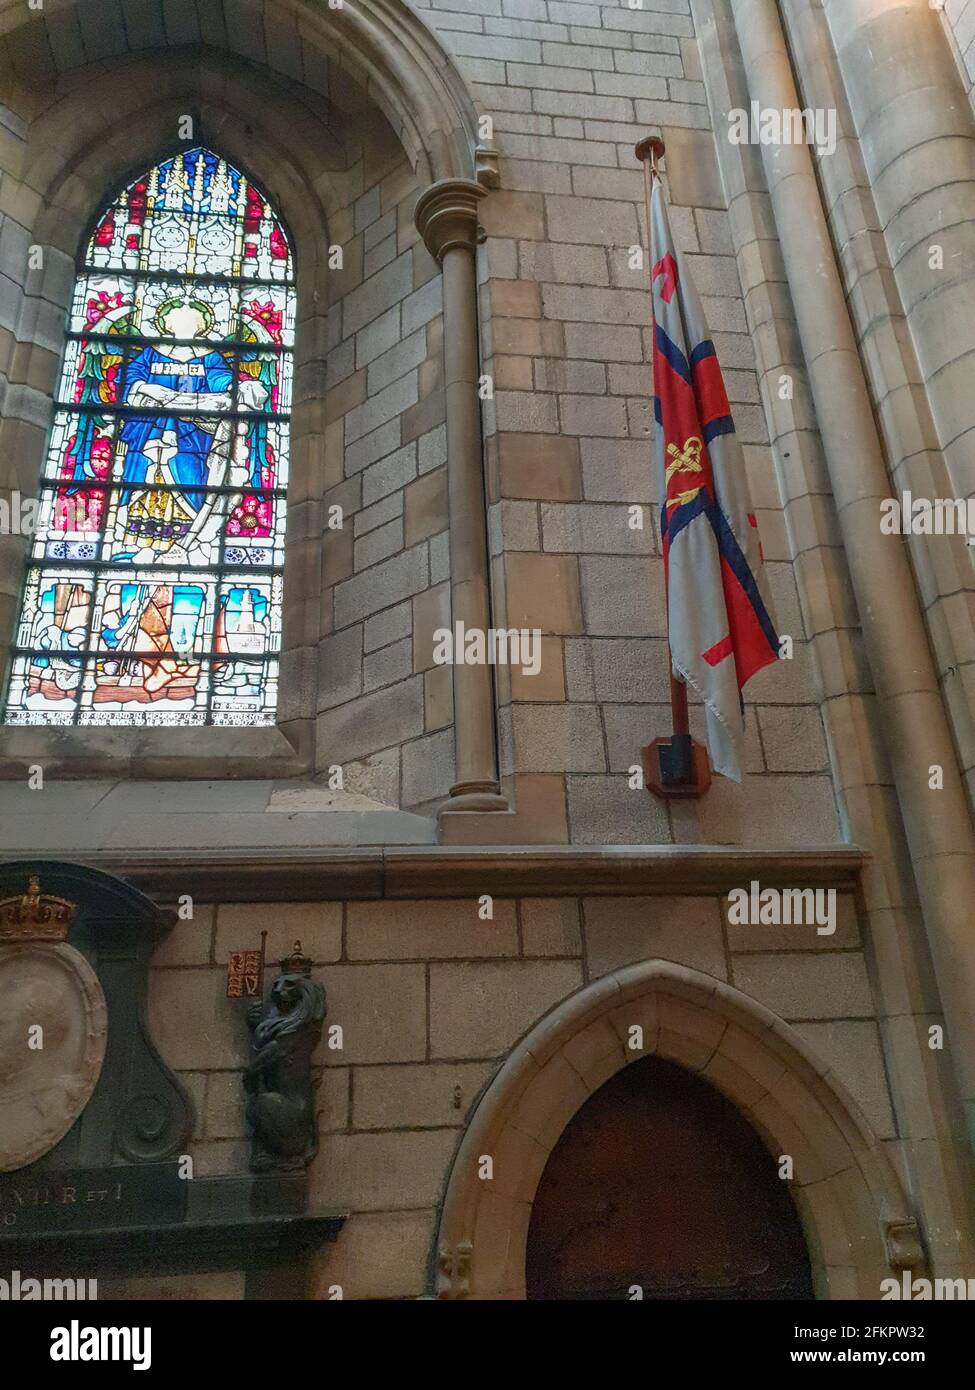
710 504 779 653
664 494 779 654
654 322 691 384
689 339 716 365
659 488 708 545
703 415 735 444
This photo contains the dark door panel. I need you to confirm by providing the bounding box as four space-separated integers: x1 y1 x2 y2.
526 1055 813 1300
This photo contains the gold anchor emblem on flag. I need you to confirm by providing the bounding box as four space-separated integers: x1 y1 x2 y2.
665 435 704 511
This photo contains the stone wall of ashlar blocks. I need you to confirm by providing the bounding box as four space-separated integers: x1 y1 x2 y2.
414 0 840 845
142 893 896 1299
316 144 457 813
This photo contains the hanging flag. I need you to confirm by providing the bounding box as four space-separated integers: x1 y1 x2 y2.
650 175 779 780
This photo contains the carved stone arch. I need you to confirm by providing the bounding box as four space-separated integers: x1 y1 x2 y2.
0 55 344 758
274 0 496 185
27 60 343 282
0 0 491 494
18 52 346 387
0 0 500 790
0 0 491 185
435 961 923 1299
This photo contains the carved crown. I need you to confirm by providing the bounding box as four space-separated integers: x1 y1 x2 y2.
280 939 312 976
0 874 77 943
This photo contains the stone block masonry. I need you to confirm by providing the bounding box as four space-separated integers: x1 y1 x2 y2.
148 887 891 1297
0 0 971 1307
318 145 457 809
414 0 836 845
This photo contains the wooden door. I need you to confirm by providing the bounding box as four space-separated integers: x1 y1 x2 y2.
525 1055 813 1299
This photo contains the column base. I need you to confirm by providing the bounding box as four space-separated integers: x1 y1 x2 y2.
437 774 570 845
438 781 512 844
442 780 511 813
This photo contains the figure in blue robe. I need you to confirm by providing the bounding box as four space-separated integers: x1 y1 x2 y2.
119 344 234 516
113 294 271 563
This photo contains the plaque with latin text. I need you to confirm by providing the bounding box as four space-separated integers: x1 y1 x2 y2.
0 1162 186 1235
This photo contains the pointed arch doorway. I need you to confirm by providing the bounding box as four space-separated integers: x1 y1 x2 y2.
525 1055 813 1300
435 962 921 1299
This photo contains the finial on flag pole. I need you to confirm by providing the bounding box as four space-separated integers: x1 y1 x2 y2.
635 135 665 175
635 134 712 800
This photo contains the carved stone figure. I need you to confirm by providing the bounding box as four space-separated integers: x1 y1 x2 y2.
243 942 325 1173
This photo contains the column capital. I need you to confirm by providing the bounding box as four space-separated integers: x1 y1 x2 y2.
414 178 487 261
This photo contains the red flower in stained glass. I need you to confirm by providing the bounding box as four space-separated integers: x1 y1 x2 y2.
242 298 283 343
227 491 273 538
85 290 125 327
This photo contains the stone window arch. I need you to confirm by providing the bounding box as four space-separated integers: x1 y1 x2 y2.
0 3 505 812
0 64 344 777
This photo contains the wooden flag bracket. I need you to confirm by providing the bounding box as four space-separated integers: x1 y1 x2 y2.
641 672 712 800
636 134 712 801
643 738 712 799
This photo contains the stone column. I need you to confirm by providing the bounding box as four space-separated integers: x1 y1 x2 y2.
780 0 975 812
414 180 507 815
822 0 975 501
731 0 975 1157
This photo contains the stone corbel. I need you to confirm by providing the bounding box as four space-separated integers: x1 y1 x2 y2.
474 144 500 190
436 1239 473 1298
884 1218 925 1273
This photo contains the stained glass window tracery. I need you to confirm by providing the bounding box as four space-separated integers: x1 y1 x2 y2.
3 147 295 727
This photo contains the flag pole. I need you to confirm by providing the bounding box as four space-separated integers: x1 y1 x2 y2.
635 134 711 799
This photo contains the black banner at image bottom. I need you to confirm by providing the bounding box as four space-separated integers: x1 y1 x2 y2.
2 1296 966 1374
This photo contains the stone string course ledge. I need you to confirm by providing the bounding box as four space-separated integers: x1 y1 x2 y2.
17 844 864 901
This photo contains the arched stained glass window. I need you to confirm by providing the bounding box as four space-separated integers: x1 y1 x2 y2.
3 147 295 726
